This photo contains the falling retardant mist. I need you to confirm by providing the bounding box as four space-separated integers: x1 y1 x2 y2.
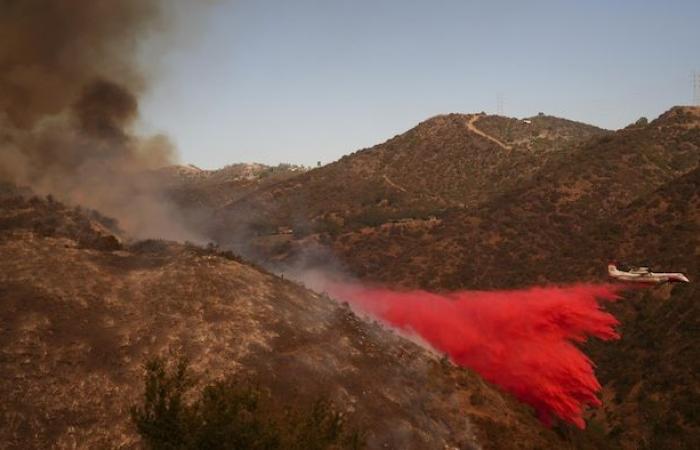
322 281 624 428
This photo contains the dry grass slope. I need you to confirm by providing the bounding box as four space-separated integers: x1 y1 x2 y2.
0 194 567 450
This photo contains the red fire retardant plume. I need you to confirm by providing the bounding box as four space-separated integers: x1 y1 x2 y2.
325 282 622 428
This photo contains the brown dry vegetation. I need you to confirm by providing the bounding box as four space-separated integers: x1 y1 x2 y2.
308 107 700 291
583 166 700 449
0 194 569 449
159 163 309 211
201 113 608 248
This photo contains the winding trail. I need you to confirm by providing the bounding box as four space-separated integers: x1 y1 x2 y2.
467 115 512 150
382 174 408 192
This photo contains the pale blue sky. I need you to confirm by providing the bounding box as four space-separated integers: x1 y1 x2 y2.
139 0 700 168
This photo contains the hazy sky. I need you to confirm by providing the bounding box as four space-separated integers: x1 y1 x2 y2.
139 0 700 169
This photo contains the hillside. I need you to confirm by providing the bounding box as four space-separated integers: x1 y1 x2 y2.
157 162 306 217
274 107 700 290
0 193 568 450
153 163 309 238
208 113 608 246
584 166 700 449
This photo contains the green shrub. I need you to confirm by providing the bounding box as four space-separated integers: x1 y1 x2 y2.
132 357 364 450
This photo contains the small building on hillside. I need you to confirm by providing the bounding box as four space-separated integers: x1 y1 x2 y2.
276 226 294 235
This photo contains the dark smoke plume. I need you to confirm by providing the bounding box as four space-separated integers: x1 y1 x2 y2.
0 0 199 240
0 0 156 128
73 79 139 143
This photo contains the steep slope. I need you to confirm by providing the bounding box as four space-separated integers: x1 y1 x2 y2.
0 194 566 450
210 113 608 245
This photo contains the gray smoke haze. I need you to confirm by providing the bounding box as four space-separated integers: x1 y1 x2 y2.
0 0 202 241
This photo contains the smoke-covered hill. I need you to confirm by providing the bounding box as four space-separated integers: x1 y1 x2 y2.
157 162 310 209
156 163 310 235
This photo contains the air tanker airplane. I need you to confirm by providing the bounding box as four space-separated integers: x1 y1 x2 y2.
608 263 690 284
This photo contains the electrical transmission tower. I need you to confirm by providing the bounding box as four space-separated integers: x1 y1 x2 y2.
496 94 504 116
694 71 700 106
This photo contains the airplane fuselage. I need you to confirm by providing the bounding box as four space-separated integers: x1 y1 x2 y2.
608 264 689 284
